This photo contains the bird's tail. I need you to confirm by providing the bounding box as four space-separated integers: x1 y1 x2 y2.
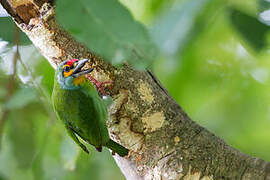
105 139 129 157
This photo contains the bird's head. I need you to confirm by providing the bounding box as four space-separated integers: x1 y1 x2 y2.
56 59 93 90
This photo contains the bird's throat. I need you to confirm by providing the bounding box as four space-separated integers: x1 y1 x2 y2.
73 76 86 86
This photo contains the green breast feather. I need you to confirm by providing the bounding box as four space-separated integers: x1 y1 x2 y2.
52 59 128 157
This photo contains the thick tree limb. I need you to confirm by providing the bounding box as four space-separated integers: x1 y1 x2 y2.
1 1 270 179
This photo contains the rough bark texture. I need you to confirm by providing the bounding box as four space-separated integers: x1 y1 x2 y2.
1 1 270 179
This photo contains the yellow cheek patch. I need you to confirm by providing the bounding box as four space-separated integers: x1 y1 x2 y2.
73 76 86 86
63 70 73 77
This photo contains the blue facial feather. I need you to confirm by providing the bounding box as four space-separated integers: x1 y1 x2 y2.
57 61 80 90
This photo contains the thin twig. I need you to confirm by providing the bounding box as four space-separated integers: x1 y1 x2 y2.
0 0 23 23
0 24 19 147
17 55 56 123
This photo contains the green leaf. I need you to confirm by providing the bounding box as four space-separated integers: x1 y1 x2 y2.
60 135 79 171
0 87 6 99
8 105 38 169
0 71 8 99
229 8 270 51
0 173 7 180
259 9 270 26
34 57 55 95
56 0 157 68
4 87 37 109
0 176 6 180
0 17 30 45
258 0 270 12
150 0 210 56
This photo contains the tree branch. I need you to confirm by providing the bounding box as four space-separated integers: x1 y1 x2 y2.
2 1 270 179
0 24 19 147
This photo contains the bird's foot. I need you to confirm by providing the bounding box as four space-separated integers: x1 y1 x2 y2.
127 150 143 162
86 74 113 96
127 150 133 158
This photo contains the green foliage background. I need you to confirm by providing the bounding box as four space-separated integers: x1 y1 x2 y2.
0 0 270 179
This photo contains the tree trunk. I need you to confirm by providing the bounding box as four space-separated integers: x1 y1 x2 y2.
1 1 270 179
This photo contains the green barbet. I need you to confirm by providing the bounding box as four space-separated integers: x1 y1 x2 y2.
52 59 128 157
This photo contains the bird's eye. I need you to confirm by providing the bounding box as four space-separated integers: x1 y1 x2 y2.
64 66 70 72
72 62 77 69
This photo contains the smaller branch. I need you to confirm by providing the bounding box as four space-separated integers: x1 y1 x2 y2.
0 0 23 23
0 24 19 147
17 55 56 124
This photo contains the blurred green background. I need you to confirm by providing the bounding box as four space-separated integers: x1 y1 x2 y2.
0 0 270 179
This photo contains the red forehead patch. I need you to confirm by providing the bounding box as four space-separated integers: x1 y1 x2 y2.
66 59 78 66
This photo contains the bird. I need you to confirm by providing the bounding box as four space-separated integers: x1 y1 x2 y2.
52 58 128 157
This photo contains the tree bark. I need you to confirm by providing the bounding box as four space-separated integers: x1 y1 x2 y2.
1 1 270 179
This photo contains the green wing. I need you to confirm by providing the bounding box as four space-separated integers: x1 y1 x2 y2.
80 81 110 144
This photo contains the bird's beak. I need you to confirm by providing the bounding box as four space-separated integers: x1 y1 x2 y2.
71 59 93 78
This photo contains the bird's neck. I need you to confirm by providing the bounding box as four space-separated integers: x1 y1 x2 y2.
73 76 86 86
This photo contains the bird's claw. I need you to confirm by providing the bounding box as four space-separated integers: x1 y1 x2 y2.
86 74 113 96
